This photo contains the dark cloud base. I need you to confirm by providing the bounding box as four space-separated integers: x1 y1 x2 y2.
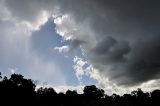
55 0 160 86
3 0 160 86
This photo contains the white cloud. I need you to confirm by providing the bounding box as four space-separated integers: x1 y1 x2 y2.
54 85 84 94
54 45 70 54
36 84 84 94
54 14 78 40
20 10 50 31
8 67 18 74
73 56 87 83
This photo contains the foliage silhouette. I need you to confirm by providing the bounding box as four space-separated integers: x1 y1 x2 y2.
0 72 160 106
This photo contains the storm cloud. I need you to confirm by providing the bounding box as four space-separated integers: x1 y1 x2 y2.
2 0 160 88
53 0 160 86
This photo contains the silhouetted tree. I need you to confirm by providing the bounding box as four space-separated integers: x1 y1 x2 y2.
84 85 104 99
0 72 160 106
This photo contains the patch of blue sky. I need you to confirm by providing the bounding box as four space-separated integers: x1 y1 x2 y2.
30 18 79 86
81 75 98 86
30 17 97 86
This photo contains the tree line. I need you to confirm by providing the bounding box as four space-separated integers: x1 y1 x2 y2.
0 72 160 106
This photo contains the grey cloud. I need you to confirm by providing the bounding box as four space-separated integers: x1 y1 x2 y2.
54 0 160 86
90 36 130 64
3 0 160 86
4 0 53 22
69 39 85 52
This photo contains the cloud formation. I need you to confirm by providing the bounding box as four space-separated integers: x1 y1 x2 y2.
53 0 160 86
1 0 160 92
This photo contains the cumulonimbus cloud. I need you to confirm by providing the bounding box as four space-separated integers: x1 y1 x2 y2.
2 0 160 88
53 0 160 86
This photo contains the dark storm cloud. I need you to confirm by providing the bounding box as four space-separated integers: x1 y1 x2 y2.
3 0 160 86
69 39 85 52
89 36 130 66
54 0 160 86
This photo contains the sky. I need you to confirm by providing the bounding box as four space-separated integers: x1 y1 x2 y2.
0 0 160 94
